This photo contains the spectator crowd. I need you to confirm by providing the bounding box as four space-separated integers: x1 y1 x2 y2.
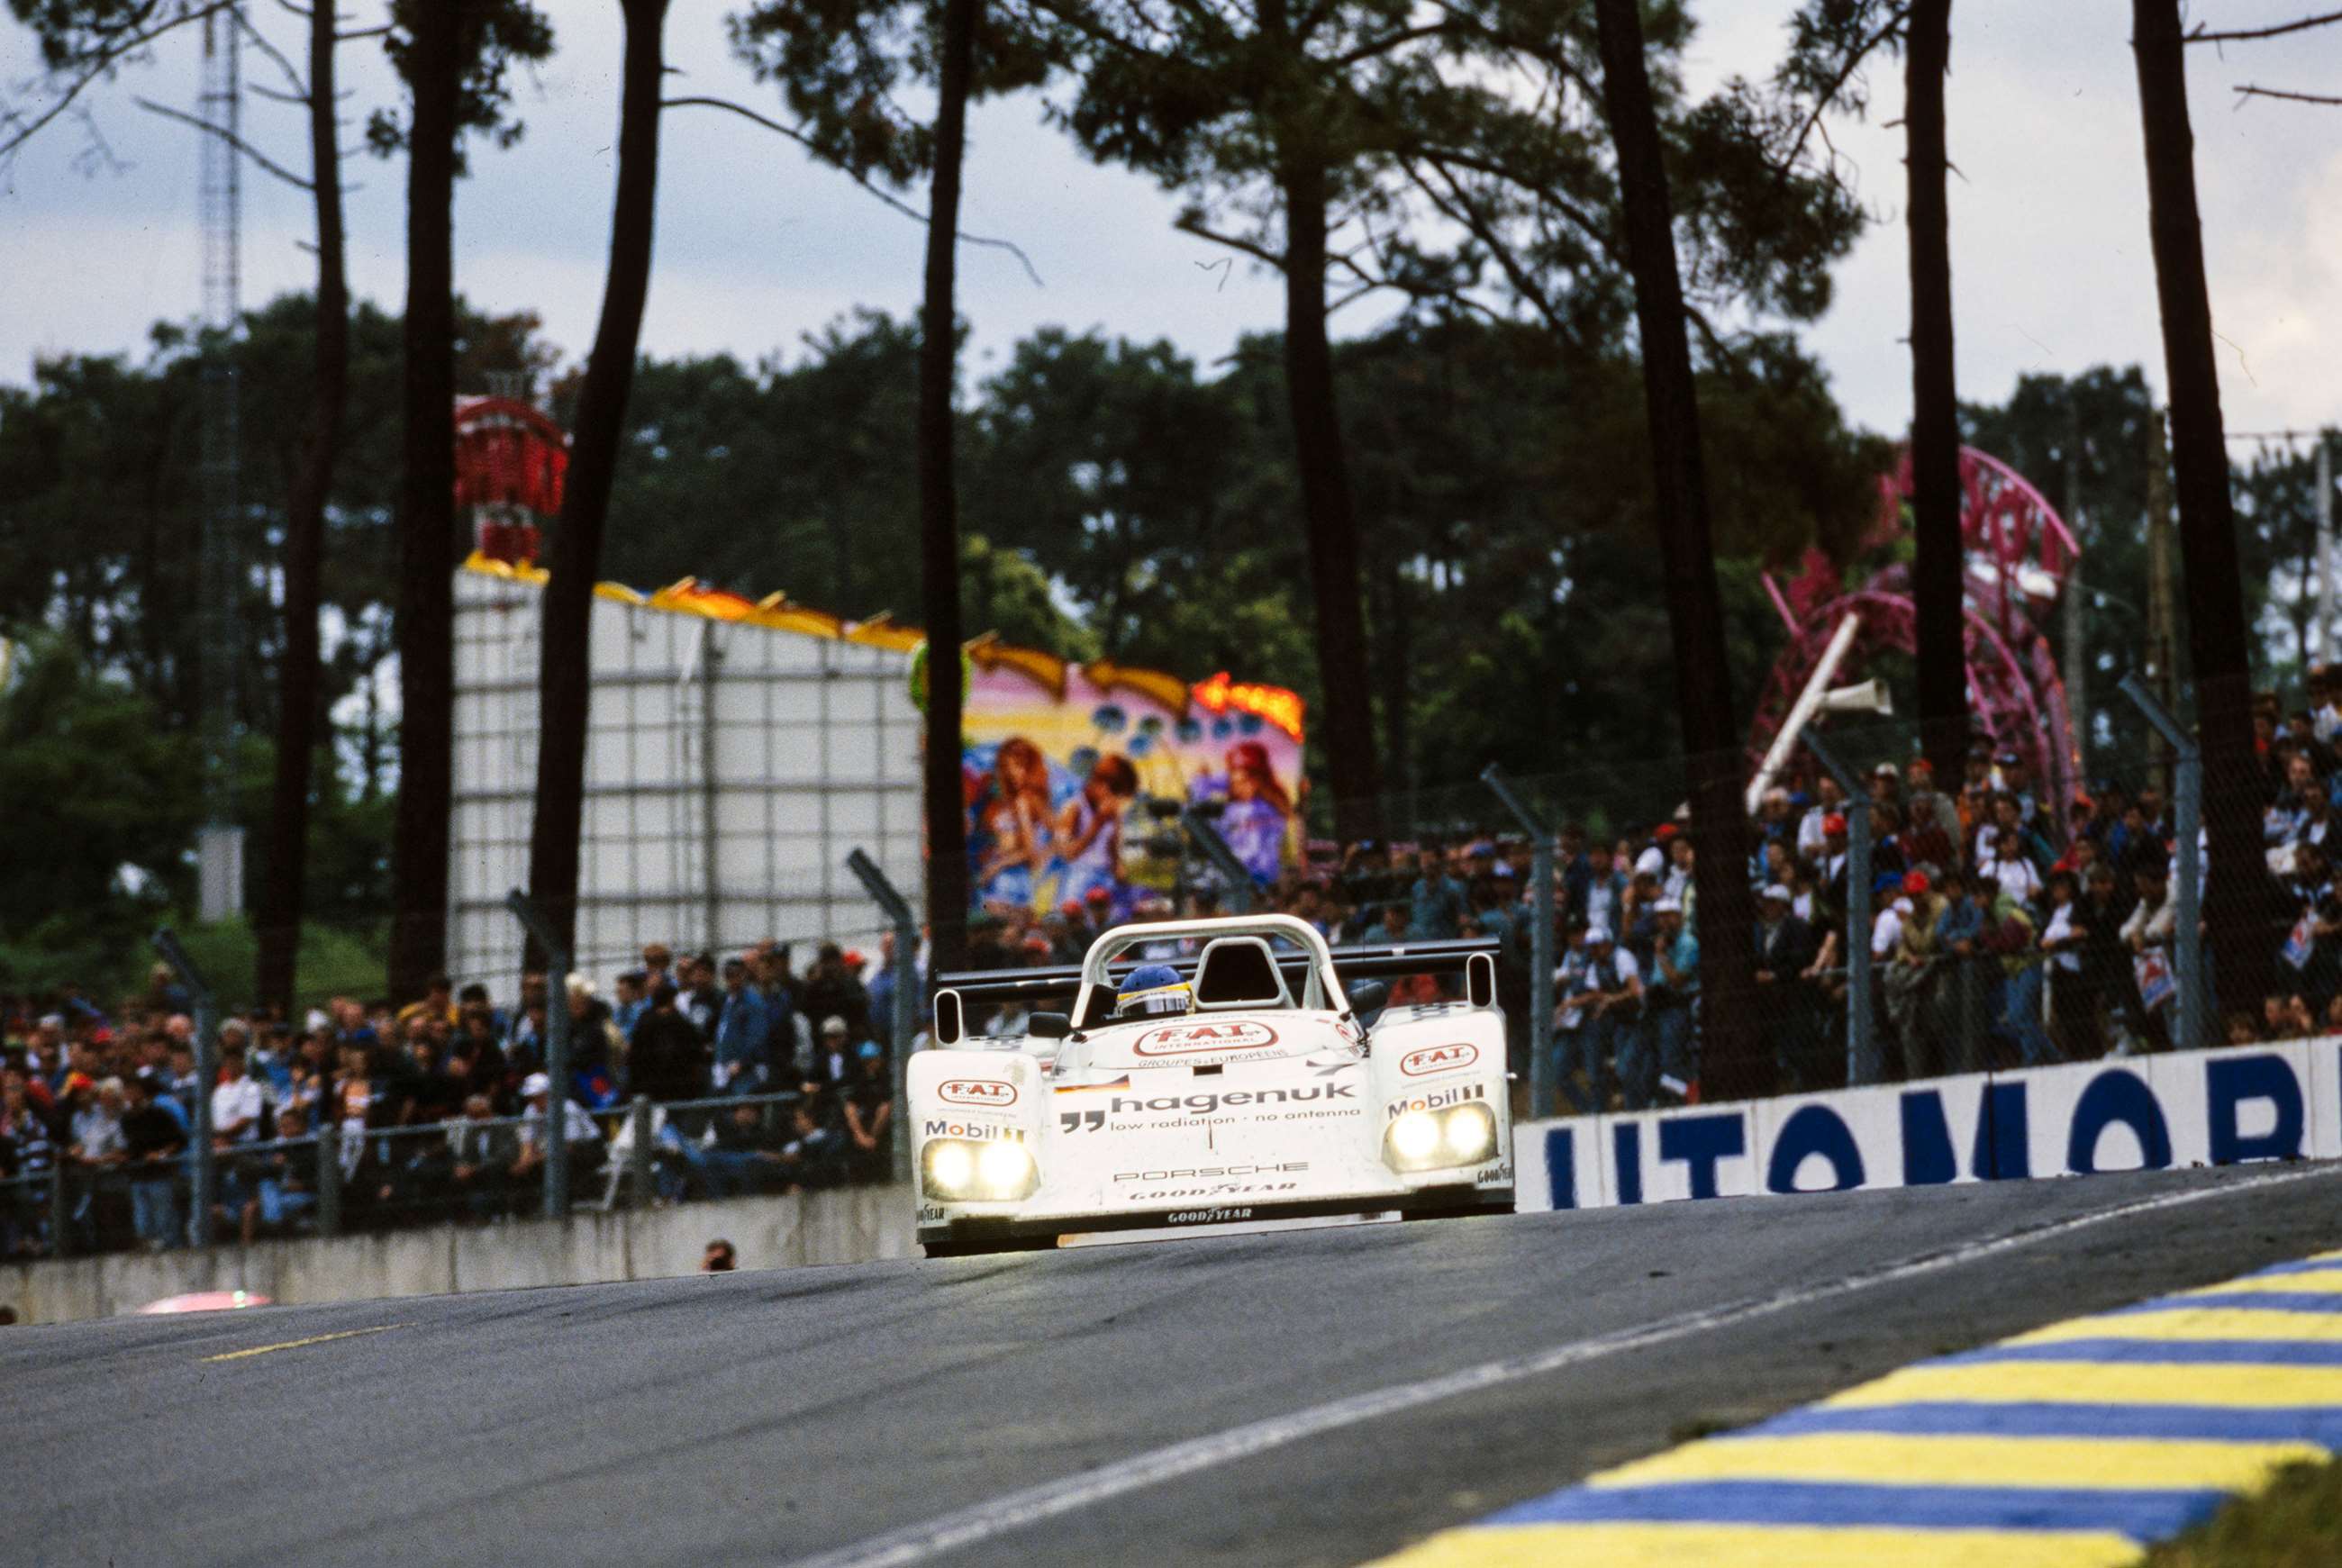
0 938 908 1261
7 674 2340 1257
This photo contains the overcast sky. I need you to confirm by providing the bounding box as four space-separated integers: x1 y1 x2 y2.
1 2 2335 445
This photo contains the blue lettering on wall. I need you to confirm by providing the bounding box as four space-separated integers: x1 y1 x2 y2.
1657 1113 1747 1200
2065 1068 2173 1174
1546 1127 1577 1210
1613 1122 1644 1206
1766 1104 1866 1193
1900 1091 1956 1186
1975 1081 2031 1181
2205 1054 2304 1165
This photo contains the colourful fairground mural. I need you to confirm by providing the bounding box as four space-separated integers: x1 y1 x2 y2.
961 654 1306 920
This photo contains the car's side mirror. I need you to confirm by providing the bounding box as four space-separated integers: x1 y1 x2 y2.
1028 1011 1072 1039
933 988 965 1047
1345 980 1390 1020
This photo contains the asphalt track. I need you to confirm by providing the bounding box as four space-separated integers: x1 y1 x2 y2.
11 1163 2342 1568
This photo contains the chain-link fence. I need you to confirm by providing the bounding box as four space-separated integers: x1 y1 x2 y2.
1266 685 2342 1118
0 1090 895 1264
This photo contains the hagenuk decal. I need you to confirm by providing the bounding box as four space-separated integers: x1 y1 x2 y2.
1400 1043 1478 1077
940 1078 1018 1108
1132 1020 1279 1056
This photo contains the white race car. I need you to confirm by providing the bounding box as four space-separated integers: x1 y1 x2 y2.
909 913 1515 1256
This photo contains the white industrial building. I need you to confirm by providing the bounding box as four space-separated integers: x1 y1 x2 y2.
446 557 925 990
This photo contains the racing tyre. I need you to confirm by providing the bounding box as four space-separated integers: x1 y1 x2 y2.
922 1235 1058 1259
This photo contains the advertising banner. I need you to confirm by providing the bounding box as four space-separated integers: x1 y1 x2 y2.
961 659 1306 920
1516 1033 2342 1211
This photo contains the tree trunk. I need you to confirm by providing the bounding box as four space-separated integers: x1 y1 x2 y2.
2131 0 2264 974
1278 161 1382 841
1592 0 1763 1095
1907 0 1966 783
527 0 670 966
255 0 349 1017
387 0 461 1004
920 0 979 977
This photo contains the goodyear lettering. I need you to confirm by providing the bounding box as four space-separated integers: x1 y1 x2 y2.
940 1079 1017 1108
1167 1207 1255 1225
1400 1043 1479 1078
922 1119 1027 1141
1385 1083 1487 1121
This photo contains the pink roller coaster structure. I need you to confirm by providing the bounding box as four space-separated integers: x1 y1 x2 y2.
1751 445 2083 812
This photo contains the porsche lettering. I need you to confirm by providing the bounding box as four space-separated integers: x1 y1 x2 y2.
1112 1163 1311 1182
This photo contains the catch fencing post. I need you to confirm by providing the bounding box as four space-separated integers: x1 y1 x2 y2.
846 847 920 1186
504 890 572 1220
1802 738 1875 1084
316 1122 340 1237
1482 766 1555 1118
1181 808 1255 914
49 1161 71 1258
2120 674 2206 1054
150 928 217 1247
629 1095 656 1210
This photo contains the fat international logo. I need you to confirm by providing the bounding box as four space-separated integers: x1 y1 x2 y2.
940 1079 1018 1107
1132 1020 1279 1056
1400 1043 1478 1077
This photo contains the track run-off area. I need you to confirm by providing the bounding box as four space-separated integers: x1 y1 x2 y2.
9 1164 2342 1568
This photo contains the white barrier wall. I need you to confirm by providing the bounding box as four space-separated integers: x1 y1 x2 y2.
1516 1034 2342 1211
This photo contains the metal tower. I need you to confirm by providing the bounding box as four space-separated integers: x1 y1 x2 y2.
195 7 245 921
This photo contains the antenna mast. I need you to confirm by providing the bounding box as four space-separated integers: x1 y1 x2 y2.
196 7 245 920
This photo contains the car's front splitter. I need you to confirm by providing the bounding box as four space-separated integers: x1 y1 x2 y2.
918 1183 1514 1245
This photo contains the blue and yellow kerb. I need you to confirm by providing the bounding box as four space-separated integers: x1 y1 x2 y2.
1375 1251 2342 1566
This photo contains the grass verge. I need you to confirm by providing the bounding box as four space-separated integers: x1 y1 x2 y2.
2143 1459 2342 1568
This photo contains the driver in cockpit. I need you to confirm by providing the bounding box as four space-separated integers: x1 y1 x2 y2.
1114 964 1194 1020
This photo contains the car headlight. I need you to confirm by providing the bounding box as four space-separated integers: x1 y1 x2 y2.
921 1137 1038 1201
1389 1110 1442 1163
1384 1103 1498 1173
1441 1103 1497 1165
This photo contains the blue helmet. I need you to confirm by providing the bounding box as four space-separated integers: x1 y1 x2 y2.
1115 963 1194 1020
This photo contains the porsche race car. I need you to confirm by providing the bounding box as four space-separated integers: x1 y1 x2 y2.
909 913 1514 1256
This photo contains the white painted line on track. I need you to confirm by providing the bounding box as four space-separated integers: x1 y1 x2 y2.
778 1165 2342 1568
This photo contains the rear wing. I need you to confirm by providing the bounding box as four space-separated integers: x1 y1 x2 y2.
933 937 1500 1043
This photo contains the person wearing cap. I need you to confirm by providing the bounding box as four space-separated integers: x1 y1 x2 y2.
2113 855 2178 1053
1646 898 1700 1103
806 1015 858 1093
842 1040 894 1183
1562 924 1646 1112
1753 884 1820 1089
511 1071 604 1198
1884 869 1949 1076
